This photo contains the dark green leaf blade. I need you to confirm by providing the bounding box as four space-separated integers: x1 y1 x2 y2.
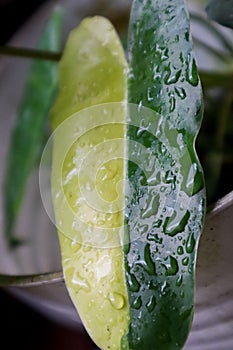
126 0 206 349
206 0 233 29
4 7 63 247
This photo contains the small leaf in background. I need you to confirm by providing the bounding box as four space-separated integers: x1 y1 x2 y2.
3 7 63 247
206 0 233 29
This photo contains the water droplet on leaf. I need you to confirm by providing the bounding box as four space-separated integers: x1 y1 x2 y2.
109 292 125 310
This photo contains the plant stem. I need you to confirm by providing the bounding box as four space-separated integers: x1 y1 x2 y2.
0 45 61 61
1 47 233 90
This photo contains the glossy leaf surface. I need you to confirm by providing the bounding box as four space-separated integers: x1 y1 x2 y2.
125 0 206 348
50 16 129 350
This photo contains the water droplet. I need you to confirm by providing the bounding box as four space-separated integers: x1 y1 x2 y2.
186 232 195 254
176 274 183 286
138 223 149 236
186 163 197 190
186 54 199 86
161 281 169 296
164 170 175 184
159 143 167 154
135 243 156 276
182 256 189 266
82 244 92 253
176 132 184 151
146 295 156 313
164 210 190 236
152 219 162 228
170 159 176 167
164 64 181 85
141 191 159 219
109 292 125 310
132 295 142 309
169 95 176 112
147 87 154 101
128 67 135 80
147 232 163 244
148 280 159 291
72 272 91 292
163 256 179 276
177 246 184 255
175 87 186 100
175 34 179 42
127 272 140 292
121 335 129 350
155 44 169 61
70 240 81 254
180 306 193 320
179 52 184 63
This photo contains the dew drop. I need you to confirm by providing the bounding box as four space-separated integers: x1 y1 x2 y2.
159 143 167 154
132 295 142 309
175 34 179 42
177 246 184 255
147 87 154 102
164 170 175 184
160 280 169 296
186 163 197 191
135 243 156 276
160 186 166 193
155 44 169 61
127 272 140 292
72 272 91 292
176 274 183 287
169 95 176 112
164 210 190 236
138 223 149 236
164 256 179 276
109 292 125 310
141 191 159 219
152 219 162 228
164 64 181 85
182 256 189 266
186 232 195 254
180 290 185 298
180 306 193 320
186 54 199 86
146 295 156 313
175 86 186 100
147 232 163 244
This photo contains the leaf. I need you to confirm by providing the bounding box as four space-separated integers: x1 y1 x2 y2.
49 16 129 350
125 0 206 348
49 1 206 349
206 0 233 29
4 7 63 247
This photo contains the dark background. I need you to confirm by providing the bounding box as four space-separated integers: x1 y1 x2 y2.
0 0 47 45
0 0 97 348
0 288 97 349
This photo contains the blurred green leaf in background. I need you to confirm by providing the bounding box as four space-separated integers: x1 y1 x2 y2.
3 7 63 247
